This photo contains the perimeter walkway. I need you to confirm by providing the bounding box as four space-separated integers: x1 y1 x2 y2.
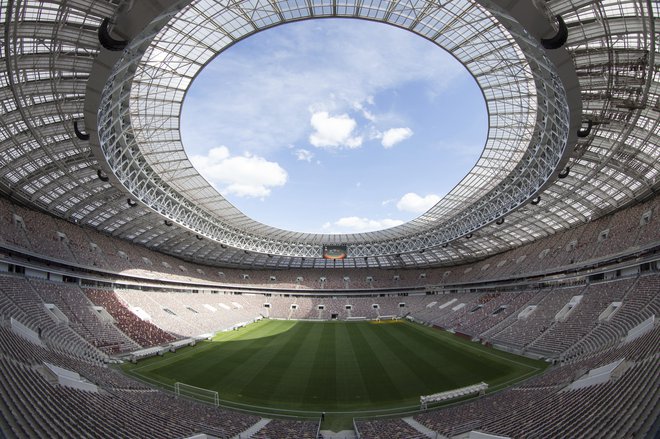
403 416 445 438
232 418 270 439
319 429 357 439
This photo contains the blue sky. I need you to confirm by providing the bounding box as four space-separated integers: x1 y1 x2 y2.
181 19 487 234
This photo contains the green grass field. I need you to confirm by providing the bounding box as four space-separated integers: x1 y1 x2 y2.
123 319 545 415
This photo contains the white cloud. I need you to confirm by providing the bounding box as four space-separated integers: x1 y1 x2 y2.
309 111 363 149
181 20 464 157
396 192 441 213
323 216 404 233
190 146 287 198
381 127 413 148
295 149 314 162
353 100 377 122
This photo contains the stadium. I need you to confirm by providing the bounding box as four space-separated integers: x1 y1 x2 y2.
0 0 658 438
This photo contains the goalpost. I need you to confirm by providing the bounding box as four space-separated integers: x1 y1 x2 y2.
174 382 219 407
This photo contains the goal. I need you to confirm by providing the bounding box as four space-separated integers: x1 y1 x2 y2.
174 382 219 406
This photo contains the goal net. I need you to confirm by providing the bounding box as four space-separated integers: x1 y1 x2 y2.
174 382 219 407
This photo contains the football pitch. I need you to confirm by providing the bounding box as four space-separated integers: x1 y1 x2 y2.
123 319 546 413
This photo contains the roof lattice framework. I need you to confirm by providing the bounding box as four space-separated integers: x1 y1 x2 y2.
0 0 658 270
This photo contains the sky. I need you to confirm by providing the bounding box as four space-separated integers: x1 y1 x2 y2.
181 19 487 234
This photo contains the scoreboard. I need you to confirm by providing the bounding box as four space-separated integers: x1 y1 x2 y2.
322 245 348 260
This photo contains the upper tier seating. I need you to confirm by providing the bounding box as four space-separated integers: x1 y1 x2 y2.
1 194 658 289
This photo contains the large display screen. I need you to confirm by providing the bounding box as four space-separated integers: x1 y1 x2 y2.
322 245 348 260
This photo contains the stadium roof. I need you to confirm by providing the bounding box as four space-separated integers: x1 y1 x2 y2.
0 0 658 269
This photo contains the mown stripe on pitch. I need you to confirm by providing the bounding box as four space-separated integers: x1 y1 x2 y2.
234 321 313 399
356 323 430 399
154 321 292 389
135 319 271 378
371 323 462 393
350 322 404 403
303 322 338 408
214 321 307 396
395 323 517 382
271 321 326 406
335 321 371 406
385 324 476 374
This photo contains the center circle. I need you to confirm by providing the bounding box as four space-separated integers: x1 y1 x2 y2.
181 19 486 234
